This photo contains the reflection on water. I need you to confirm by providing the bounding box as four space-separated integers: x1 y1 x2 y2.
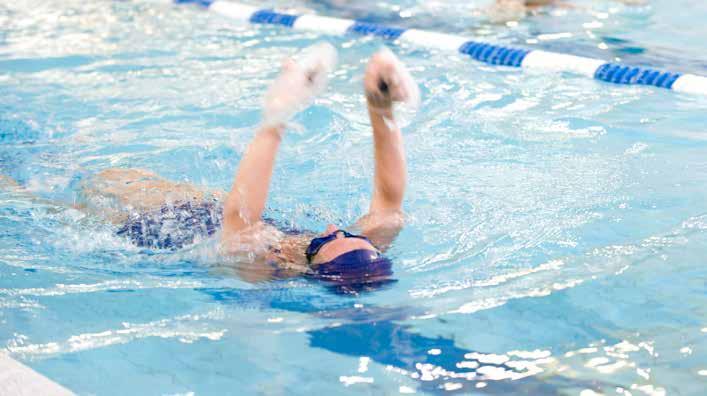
308 320 588 394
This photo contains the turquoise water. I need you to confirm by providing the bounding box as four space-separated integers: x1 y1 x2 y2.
1 0 707 394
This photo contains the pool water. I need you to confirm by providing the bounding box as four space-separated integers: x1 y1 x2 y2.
1 0 706 394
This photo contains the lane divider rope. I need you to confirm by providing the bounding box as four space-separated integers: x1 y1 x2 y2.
167 0 707 95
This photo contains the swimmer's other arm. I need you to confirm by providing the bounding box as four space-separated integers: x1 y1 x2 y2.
355 52 409 249
222 124 283 236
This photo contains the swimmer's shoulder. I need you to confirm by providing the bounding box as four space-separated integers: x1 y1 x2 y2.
220 220 312 261
355 209 405 252
220 221 313 281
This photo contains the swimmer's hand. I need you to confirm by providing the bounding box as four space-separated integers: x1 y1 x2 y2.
262 42 337 127
364 48 419 114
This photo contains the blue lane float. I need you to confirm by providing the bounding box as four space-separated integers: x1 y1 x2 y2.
458 41 530 67
165 0 707 95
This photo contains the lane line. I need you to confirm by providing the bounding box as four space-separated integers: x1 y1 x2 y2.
149 0 707 95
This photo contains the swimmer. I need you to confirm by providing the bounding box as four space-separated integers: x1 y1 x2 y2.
70 44 418 287
487 0 648 23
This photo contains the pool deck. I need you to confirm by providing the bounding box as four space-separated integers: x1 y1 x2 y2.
0 352 73 396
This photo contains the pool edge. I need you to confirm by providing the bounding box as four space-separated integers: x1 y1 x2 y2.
0 352 74 396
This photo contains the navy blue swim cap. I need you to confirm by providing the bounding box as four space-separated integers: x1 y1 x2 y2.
308 249 395 294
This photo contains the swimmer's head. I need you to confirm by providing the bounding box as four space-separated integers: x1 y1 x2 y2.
306 225 394 293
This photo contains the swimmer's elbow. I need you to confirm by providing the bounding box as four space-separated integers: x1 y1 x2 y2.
222 200 248 233
361 208 404 230
373 186 405 213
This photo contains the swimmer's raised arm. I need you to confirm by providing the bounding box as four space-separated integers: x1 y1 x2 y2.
222 58 300 236
223 44 337 238
356 50 418 249
365 55 408 214
222 123 284 235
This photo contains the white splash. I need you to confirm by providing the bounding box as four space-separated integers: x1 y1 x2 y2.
357 356 370 373
0 279 205 297
7 309 226 359
442 382 462 391
339 376 373 386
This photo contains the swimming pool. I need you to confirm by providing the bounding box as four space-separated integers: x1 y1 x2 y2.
1 0 706 394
